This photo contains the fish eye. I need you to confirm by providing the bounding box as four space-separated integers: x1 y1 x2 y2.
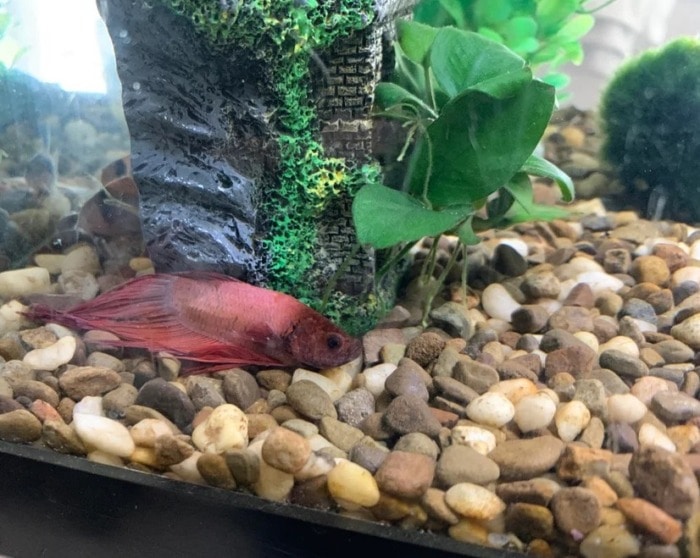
326 334 342 350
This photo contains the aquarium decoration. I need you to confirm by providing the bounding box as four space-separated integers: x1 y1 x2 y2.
103 0 416 333
599 36 700 224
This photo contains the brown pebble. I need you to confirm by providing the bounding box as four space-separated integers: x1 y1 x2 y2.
154 434 194 467
0 409 42 442
631 255 670 287
616 497 682 544
375 450 435 499
197 452 237 489
557 445 613 482
550 486 601 536
421 487 459 525
404 332 446 368
505 502 555 542
42 419 86 455
58 366 122 400
261 426 311 474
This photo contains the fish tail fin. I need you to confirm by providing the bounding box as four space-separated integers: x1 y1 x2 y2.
24 304 85 331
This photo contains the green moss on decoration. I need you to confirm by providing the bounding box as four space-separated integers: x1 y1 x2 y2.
160 0 383 332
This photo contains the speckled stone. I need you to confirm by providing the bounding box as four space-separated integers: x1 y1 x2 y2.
505 502 555 542
651 391 700 423
375 450 435 499
134 378 195 429
383 395 441 438
58 366 122 400
436 444 500 487
286 380 337 421
551 487 601 536
335 388 375 428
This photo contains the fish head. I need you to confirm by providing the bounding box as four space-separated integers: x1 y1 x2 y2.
286 313 362 369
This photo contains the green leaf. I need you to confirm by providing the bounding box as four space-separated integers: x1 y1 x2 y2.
511 37 540 55
456 216 481 245
541 72 570 89
430 27 526 98
437 0 468 28
501 16 538 46
470 67 533 99
352 184 470 248
473 0 513 26
409 79 556 207
535 0 578 32
521 154 575 201
397 20 440 65
503 172 569 222
374 82 437 118
413 0 456 27
477 27 505 44
555 14 595 42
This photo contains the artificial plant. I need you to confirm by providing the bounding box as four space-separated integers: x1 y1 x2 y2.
352 20 574 319
412 0 615 99
600 37 700 223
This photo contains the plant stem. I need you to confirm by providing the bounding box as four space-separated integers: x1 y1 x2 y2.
376 242 413 282
419 236 439 286
580 0 618 14
421 237 460 325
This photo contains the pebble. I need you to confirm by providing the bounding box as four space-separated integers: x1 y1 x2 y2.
551 486 601 536
393 431 439 459
453 359 499 394
375 450 435 499
466 392 514 427
555 400 591 442
651 391 700 422
356 363 396 397
384 364 429 401
513 392 556 433
327 459 380 509
0 409 42 442
616 497 682 544
58 366 122 400
72 411 134 458
21 331 75 370
197 453 236 489
638 423 676 452
0 267 51 298
450 424 496 455
42 419 86 455
670 313 700 349
335 388 375 428
318 416 365 452
579 524 641 558
13 379 59 408
191 404 248 454
222 369 261 411
134 378 195 429
481 283 521 322
285 380 337 421
153 435 195 468
505 502 554 542
421 488 459 525
250 443 294 501
607 394 648 424
429 302 473 340
130 418 174 447
170 452 206 485
630 255 670 287
436 444 500 486
404 332 445 367
599 350 649 379
383 394 441 437
348 443 388 474
444 482 506 521
629 445 700 519
511 305 549 333
489 436 564 481
654 339 694 364
185 376 226 410
434 376 478 405
261 426 311 474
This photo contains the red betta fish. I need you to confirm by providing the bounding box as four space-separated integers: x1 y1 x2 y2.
26 272 362 372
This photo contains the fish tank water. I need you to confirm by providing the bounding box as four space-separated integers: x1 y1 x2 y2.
1 1 700 557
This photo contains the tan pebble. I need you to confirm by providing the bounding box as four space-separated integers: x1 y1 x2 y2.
631 376 676 407
557 445 613 482
514 392 557 433
671 314 700 350
466 392 515 427
87 450 124 467
667 424 700 454
29 399 63 423
191 404 248 454
598 336 639 357
153 434 194 467
489 378 538 404
42 419 86 455
607 394 647 423
34 253 65 274
129 418 172 448
326 459 380 509
421 487 459 525
579 524 640 558
450 425 497 455
555 400 591 442
582 476 618 507
261 426 311 474
129 257 154 272
598 507 627 527
630 255 670 286
616 497 682 544
73 412 135 457
448 518 490 545
61 244 101 274
246 413 278 439
445 482 506 521
130 446 159 468
0 267 51 298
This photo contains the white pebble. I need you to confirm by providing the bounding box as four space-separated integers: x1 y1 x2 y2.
0 300 29 333
514 392 557 433
192 404 248 454
574 332 599 353
672 266 700 288
670 314 700 350
73 412 135 457
481 284 521 322
23 335 76 370
607 394 647 424
451 425 497 455
249 441 295 501
73 395 104 416
61 244 101 274
357 363 397 397
466 392 515 427
130 418 175 447
170 452 206 484
690 239 700 260
34 253 66 274
555 400 591 442
0 267 51 299
87 450 124 467
599 336 639 357
577 271 625 294
638 423 676 452
294 453 335 481
293 368 346 401
445 483 506 521
497 238 528 258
